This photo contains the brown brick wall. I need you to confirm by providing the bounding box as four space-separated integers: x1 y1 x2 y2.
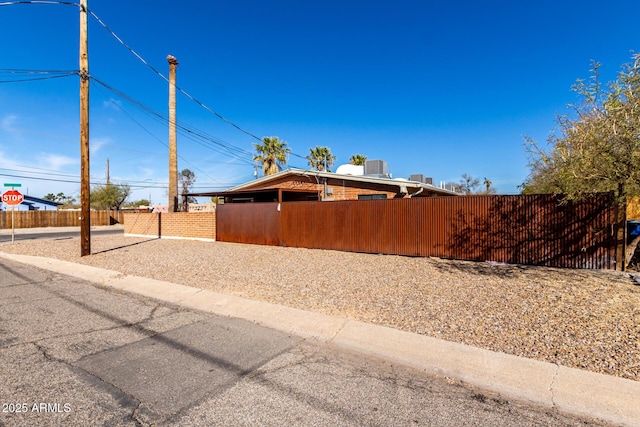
252 175 403 200
124 212 215 240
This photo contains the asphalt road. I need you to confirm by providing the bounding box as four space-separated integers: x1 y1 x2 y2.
0 258 605 426
0 227 122 243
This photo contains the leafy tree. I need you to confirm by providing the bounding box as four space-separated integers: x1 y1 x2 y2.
349 154 367 166
523 55 640 199
306 146 336 172
522 54 640 267
90 183 131 210
43 192 76 208
43 192 75 204
179 168 197 210
125 199 151 207
253 136 290 176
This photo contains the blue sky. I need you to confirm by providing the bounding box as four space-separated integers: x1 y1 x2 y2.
1 0 639 204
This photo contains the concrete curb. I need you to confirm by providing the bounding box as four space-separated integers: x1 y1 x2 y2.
1 251 638 426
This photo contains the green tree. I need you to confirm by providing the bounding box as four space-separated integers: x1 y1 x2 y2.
253 136 290 176
306 146 336 172
349 154 367 166
90 183 131 210
179 168 197 211
522 54 640 267
43 192 76 208
523 55 640 199
125 199 151 208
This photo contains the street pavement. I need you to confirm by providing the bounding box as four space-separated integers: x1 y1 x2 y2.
0 257 607 426
0 225 123 243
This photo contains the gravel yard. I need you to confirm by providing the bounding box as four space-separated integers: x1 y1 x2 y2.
2 234 639 382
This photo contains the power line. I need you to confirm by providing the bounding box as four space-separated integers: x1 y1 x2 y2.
90 75 256 165
0 68 77 73
1 4 309 176
0 69 77 84
88 7 264 142
0 171 236 191
0 1 77 7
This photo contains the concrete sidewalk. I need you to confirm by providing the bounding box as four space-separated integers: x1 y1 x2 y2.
1 251 638 427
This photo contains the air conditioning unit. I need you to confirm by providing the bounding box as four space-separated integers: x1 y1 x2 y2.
364 160 389 177
409 174 434 185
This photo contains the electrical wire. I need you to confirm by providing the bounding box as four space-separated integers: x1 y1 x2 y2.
0 68 77 73
90 76 257 166
1 4 309 175
87 8 318 166
88 8 264 143
0 1 77 6
91 78 253 185
0 171 235 190
0 69 77 84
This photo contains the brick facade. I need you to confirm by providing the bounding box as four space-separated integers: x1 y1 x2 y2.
250 175 403 200
124 212 216 241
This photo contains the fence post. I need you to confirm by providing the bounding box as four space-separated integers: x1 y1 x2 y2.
614 200 627 271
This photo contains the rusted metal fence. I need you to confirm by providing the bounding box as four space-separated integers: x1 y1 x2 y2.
0 210 124 229
217 194 618 269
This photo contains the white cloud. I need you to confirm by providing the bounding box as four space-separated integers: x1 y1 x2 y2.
138 167 156 177
0 149 19 169
37 153 77 171
90 137 111 155
0 114 18 133
102 98 122 111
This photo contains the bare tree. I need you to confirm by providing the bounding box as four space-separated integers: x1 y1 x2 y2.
179 169 196 211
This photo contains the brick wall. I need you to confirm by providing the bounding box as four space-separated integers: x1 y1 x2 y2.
256 175 403 200
124 212 215 241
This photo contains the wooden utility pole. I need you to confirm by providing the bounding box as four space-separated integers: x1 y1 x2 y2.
167 55 179 212
79 0 90 256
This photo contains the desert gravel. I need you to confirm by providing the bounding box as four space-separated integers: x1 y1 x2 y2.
1 234 639 383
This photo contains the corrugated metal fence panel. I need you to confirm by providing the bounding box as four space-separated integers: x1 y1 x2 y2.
281 202 316 249
216 203 280 245
216 194 617 269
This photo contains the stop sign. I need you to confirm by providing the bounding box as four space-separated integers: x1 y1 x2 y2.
2 190 24 206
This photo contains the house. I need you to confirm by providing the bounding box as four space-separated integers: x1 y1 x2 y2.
189 166 459 203
0 195 62 211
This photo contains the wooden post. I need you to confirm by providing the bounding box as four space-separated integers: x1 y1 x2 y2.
615 201 627 271
167 55 179 212
79 0 91 256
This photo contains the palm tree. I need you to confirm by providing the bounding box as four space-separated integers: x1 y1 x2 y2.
253 136 290 176
482 177 497 195
306 146 336 172
349 154 367 166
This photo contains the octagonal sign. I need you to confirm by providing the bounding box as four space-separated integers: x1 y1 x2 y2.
2 190 23 206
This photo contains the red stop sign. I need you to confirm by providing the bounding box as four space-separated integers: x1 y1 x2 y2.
2 190 24 206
